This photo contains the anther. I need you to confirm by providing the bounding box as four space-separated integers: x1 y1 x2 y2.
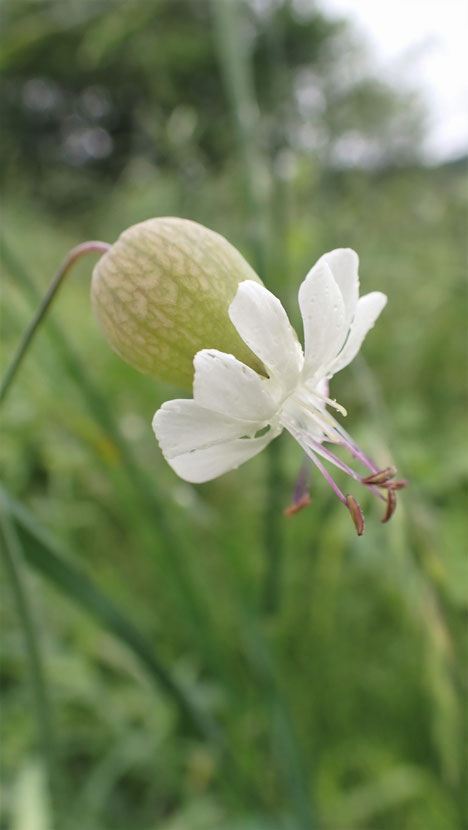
362 466 397 485
381 488 397 523
386 479 407 491
346 494 365 536
284 494 312 517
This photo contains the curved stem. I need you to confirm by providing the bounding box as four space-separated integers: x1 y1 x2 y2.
0 241 110 405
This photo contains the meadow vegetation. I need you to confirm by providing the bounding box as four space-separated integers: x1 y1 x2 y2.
1 2 466 828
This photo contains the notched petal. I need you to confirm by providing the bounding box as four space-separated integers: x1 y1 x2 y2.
152 399 247 458
299 260 347 379
166 429 280 483
229 280 303 390
193 349 278 422
328 291 387 375
316 248 360 329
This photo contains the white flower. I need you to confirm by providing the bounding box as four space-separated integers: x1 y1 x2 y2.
153 248 404 532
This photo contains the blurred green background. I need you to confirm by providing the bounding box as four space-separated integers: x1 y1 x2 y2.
1 1 466 829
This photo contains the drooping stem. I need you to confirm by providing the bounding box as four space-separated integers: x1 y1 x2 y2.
0 240 110 404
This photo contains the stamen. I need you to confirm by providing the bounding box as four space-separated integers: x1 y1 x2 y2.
280 400 405 527
296 399 342 442
312 390 348 417
289 392 342 440
346 494 365 536
386 479 408 490
299 402 380 476
284 494 312 516
292 438 348 505
381 488 397 523
297 432 387 503
315 421 341 444
332 421 380 474
362 466 397 485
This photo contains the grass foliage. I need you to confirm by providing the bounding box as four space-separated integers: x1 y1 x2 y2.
1 1 467 826
1 160 466 829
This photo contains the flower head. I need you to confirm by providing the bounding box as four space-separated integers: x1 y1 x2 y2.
91 218 265 390
153 248 405 533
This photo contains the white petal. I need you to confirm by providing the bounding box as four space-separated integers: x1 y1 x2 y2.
317 249 359 329
153 401 280 484
193 350 278 421
229 281 303 391
153 398 252 458
299 260 346 379
328 291 387 375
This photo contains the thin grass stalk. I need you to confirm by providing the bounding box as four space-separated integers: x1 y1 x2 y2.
251 631 315 830
223 534 316 828
261 1 293 615
0 507 57 820
211 0 266 273
212 0 285 615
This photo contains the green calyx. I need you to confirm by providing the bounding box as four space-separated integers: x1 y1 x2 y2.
91 217 266 391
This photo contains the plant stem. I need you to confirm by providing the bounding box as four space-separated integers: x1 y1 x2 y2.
211 0 267 272
0 240 110 404
0 508 57 816
263 437 285 614
212 0 286 615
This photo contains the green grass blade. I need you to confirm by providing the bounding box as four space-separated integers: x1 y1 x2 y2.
0 508 57 820
0 483 222 748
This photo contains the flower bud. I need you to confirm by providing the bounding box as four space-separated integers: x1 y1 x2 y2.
91 217 266 390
